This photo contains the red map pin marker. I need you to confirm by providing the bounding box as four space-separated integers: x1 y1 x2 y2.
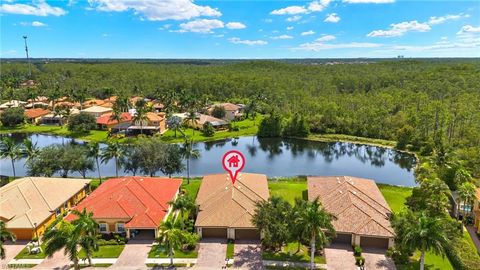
222 150 245 184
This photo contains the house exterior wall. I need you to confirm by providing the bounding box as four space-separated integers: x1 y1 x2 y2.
473 196 480 233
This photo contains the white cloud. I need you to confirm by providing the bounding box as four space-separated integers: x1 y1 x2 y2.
179 19 224 33
316 35 336 42
301 30 315 36
367 20 431 37
271 6 307 15
271 0 330 16
287 26 294 30
0 50 17 57
228 37 268 46
297 40 381 51
102 33 110 37
286 16 302 22
428 14 468 25
324 13 340 23
226 22 246 29
88 0 221 21
0 0 66 16
343 0 394 3
272 34 293 40
457 25 480 35
32 21 47 27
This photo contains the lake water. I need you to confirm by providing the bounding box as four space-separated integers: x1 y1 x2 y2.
0 134 417 186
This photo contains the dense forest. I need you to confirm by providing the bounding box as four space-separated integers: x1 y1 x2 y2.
1 59 479 179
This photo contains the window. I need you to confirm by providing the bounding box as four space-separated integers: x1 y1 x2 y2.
55 208 62 217
116 223 125 233
99 223 108 233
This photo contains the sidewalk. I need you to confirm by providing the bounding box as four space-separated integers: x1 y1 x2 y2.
466 226 480 253
146 258 197 264
263 260 327 269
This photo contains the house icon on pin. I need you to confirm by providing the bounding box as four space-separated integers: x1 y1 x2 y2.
227 155 240 167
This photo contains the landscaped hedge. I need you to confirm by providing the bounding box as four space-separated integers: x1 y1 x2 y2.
445 236 480 270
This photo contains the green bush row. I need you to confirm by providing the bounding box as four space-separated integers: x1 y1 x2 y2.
445 237 480 270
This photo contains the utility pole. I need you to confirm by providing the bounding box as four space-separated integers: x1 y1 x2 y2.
23 35 32 78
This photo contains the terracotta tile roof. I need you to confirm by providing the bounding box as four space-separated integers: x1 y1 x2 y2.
0 177 91 229
96 112 132 125
307 176 394 238
219 103 241 111
195 173 269 228
25 108 51 119
67 177 181 229
146 112 164 122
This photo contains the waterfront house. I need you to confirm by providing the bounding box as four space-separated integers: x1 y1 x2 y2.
128 112 166 135
66 177 182 239
96 112 132 130
24 108 51 124
0 177 91 240
81 105 113 118
195 173 269 240
308 176 395 249
194 114 229 130
208 103 243 121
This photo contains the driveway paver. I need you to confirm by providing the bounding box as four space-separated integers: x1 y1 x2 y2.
0 241 28 268
194 238 227 269
34 249 71 270
233 240 263 269
111 239 153 270
362 248 396 270
324 243 356 270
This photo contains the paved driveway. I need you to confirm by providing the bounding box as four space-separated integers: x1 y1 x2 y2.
195 239 227 269
35 249 71 270
0 241 27 267
233 240 263 269
363 248 396 270
324 243 357 270
111 239 153 270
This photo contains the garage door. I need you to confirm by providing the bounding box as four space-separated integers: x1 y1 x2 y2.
332 233 352 244
235 229 260 240
360 237 389 249
202 228 227 238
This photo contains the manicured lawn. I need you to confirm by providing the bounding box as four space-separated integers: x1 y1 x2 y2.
160 116 263 143
78 244 125 259
268 180 307 205
14 244 47 259
0 124 109 142
378 184 455 270
226 240 234 259
148 244 198 258
181 178 202 199
263 242 326 264
377 184 412 213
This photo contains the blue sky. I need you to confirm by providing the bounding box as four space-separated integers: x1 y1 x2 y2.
1 0 479 58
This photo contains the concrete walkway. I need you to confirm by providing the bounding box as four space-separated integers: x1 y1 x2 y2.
0 240 28 269
233 240 263 269
466 226 480 253
34 249 71 270
363 248 396 270
324 243 357 270
263 260 327 269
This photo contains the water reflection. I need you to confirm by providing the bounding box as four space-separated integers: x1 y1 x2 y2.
0 134 416 186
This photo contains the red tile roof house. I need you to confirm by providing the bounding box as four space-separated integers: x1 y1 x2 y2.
96 112 133 130
66 177 182 239
24 108 51 124
308 176 395 249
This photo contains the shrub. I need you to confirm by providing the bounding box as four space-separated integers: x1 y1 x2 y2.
445 235 480 270
353 245 362 256
211 106 226 119
0 107 25 127
68 112 96 133
202 122 215 137
355 256 365 266
258 113 282 138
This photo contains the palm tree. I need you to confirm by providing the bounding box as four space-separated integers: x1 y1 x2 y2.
134 99 149 135
458 182 476 219
101 141 124 177
43 210 99 270
71 209 99 267
157 218 187 266
21 138 39 162
400 212 449 270
88 142 102 182
0 136 21 178
295 198 336 270
168 195 196 229
166 116 184 138
0 220 17 260
185 110 198 134
181 140 200 184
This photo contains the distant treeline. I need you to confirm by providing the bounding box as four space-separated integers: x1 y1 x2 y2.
1 60 479 178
